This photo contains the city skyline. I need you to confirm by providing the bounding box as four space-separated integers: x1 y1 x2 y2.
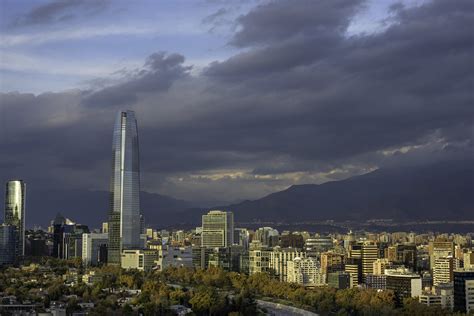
1 0 472 206
0 1 472 314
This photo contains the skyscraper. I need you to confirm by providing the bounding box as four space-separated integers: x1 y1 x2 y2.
4 180 26 256
201 210 234 248
108 110 142 265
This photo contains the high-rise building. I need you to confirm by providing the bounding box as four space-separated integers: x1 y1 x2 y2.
234 228 250 250
464 251 474 269
361 243 380 281
429 239 454 271
320 251 345 276
345 257 362 287
108 110 142 265
82 233 109 266
254 227 279 247
396 244 417 270
433 256 454 286
4 180 26 256
0 224 16 266
453 269 474 313
51 213 89 259
201 210 234 248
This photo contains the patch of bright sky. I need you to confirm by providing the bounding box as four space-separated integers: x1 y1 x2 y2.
1 0 429 94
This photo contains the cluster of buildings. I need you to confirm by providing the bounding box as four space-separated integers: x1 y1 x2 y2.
2 110 474 314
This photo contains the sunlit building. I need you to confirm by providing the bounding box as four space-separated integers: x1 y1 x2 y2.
108 110 142 265
4 180 26 256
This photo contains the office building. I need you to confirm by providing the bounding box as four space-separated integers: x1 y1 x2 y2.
453 269 474 313
121 249 158 272
429 240 454 271
385 268 422 305
4 180 26 256
327 271 351 289
108 110 142 265
395 244 417 270
208 245 245 272
192 246 214 270
234 228 250 250
365 274 387 290
0 224 16 265
82 233 109 266
320 251 345 277
433 256 454 286
281 232 304 249
52 213 89 259
361 243 380 281
254 227 279 247
201 210 234 248
345 257 362 287
373 258 392 275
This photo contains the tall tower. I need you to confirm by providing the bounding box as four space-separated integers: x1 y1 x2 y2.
108 110 142 265
4 180 26 257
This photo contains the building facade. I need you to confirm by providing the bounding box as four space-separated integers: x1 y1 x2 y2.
82 233 109 266
108 110 142 265
4 180 26 256
121 249 158 272
201 210 234 248
0 224 16 265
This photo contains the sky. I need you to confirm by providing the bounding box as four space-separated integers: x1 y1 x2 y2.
0 0 472 205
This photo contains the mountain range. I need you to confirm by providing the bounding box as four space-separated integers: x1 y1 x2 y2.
11 159 474 229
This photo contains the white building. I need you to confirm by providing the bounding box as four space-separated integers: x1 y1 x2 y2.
287 257 323 286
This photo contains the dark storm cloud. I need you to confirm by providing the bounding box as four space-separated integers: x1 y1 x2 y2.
82 52 192 108
1 0 473 202
12 0 110 27
230 0 365 47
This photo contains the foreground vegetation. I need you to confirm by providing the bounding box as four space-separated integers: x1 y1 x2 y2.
0 258 468 315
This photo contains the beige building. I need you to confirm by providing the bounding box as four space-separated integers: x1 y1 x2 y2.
433 257 454 286
429 240 454 270
464 250 474 269
373 258 391 275
121 249 158 272
320 251 344 276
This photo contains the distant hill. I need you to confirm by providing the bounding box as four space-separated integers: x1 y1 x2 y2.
21 190 192 229
14 159 474 229
220 159 474 222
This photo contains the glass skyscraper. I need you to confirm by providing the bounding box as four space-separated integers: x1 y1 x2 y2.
108 110 142 265
4 180 26 257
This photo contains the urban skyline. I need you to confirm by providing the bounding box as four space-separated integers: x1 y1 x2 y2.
0 1 473 314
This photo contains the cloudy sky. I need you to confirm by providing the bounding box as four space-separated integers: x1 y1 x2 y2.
0 0 472 205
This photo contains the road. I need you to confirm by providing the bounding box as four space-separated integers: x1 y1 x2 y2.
256 299 319 316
